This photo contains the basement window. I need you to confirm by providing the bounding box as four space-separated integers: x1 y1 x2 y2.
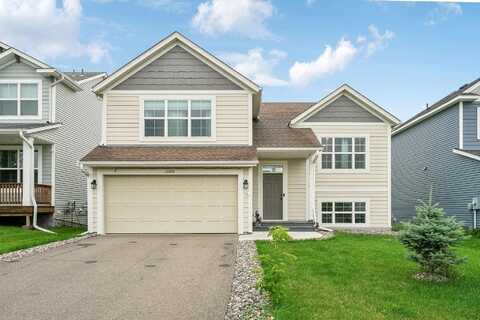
320 201 367 224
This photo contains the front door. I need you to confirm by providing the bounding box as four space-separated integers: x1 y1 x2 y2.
263 173 283 220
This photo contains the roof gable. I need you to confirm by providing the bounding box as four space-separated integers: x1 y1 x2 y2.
393 78 480 135
112 44 241 91
304 95 382 123
290 84 400 126
93 32 261 94
0 47 81 91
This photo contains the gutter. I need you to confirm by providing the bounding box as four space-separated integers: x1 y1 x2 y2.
80 160 259 168
19 131 55 234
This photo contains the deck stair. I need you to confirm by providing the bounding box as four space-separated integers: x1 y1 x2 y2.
253 221 317 232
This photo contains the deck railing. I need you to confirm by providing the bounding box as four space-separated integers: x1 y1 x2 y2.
0 183 51 205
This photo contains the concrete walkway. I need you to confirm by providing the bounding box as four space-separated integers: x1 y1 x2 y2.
239 231 327 241
0 234 236 320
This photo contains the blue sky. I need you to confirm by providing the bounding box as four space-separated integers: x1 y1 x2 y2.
1 0 479 121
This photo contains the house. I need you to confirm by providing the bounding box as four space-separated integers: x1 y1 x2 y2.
392 78 480 229
80 32 399 234
0 41 105 227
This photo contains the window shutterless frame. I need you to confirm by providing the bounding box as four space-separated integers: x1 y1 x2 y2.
318 134 369 173
318 199 369 226
139 95 216 143
0 145 42 184
0 79 42 120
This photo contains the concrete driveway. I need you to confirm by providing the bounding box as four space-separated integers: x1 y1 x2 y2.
0 234 237 320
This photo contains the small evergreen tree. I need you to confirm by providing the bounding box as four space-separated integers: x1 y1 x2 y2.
399 193 467 279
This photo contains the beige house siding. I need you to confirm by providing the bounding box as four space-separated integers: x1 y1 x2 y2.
104 93 250 145
87 167 252 234
310 123 391 228
253 160 307 221
287 159 306 221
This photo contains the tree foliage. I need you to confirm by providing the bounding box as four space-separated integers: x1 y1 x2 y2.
399 195 467 278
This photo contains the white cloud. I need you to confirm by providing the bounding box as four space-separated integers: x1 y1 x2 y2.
220 25 395 88
289 39 358 87
0 0 110 63
426 3 463 26
365 24 395 56
192 0 275 39
94 0 190 11
221 48 288 86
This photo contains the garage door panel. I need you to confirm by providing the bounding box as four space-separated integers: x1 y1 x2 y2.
104 175 238 233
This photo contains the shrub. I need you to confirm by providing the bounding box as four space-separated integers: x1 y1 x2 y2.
258 251 297 304
398 196 467 279
268 225 292 244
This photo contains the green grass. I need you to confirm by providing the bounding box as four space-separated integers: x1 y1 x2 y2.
256 233 480 320
0 226 85 255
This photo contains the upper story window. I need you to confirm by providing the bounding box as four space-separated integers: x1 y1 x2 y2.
142 98 213 139
0 80 41 118
320 137 367 170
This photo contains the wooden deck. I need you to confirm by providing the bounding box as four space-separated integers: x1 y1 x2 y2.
0 206 55 215
0 183 53 226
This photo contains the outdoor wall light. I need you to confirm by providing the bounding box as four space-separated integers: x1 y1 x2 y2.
91 179 97 189
243 179 249 190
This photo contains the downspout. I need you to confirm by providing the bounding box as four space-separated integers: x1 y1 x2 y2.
19 130 55 234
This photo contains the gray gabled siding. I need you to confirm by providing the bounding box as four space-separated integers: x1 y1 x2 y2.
305 95 382 122
392 104 480 228
113 45 241 91
35 78 102 215
0 60 51 122
463 102 480 150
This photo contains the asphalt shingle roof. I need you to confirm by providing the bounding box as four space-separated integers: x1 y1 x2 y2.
394 78 480 132
64 72 105 82
254 102 321 148
82 145 258 162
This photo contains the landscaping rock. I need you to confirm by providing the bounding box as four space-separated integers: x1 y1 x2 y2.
0 233 96 262
225 240 272 320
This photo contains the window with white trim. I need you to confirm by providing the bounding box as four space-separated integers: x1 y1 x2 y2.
320 201 367 224
477 107 480 140
320 137 367 170
143 99 212 138
0 81 40 117
0 149 40 184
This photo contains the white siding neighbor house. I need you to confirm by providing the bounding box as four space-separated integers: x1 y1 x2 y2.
81 32 400 234
0 40 105 227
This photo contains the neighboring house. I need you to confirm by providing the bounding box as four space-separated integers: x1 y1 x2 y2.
392 78 480 229
80 32 399 235
0 41 105 226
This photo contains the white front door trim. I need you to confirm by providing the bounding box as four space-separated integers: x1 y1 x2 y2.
257 160 288 222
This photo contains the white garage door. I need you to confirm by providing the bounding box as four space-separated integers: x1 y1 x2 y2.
104 175 238 233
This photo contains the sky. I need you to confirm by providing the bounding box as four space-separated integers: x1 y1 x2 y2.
0 0 479 121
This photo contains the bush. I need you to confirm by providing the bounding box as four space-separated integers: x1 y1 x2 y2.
268 225 292 243
258 251 297 304
398 196 467 279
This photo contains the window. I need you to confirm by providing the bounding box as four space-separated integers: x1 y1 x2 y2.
477 107 480 140
262 164 283 174
320 137 367 170
0 148 40 184
0 80 41 117
320 201 367 224
143 99 213 138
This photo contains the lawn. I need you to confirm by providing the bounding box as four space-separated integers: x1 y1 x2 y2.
0 226 85 255
256 233 480 320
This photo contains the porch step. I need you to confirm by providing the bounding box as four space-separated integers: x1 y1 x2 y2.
253 221 316 232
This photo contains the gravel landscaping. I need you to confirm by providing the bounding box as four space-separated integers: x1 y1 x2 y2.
0 233 95 262
225 240 272 320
